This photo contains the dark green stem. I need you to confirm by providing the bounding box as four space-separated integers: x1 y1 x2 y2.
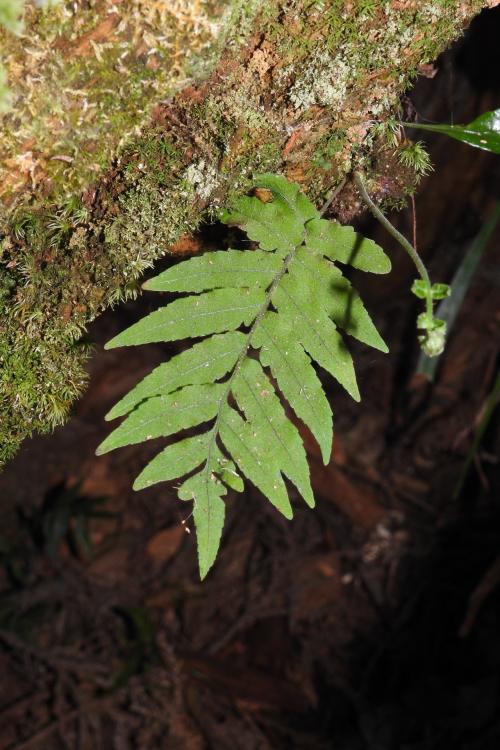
354 171 433 319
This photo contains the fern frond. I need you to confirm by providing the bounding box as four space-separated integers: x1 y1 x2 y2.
97 174 391 578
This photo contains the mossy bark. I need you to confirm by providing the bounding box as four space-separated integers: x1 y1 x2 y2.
0 0 492 465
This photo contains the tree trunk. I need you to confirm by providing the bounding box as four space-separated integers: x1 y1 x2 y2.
0 0 493 465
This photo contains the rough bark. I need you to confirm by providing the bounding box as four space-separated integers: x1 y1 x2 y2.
0 0 491 464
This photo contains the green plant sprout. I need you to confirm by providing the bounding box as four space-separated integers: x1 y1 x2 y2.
97 174 390 578
382 106 500 354
417 204 500 380
354 171 449 358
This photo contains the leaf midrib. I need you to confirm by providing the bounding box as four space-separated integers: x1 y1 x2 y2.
203 250 297 471
195 183 315 552
109 388 224 447
257 319 324 432
198 233 306 550
154 266 279 287
130 299 264 338
238 367 298 480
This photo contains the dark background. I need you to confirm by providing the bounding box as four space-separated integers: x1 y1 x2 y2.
0 6 499 748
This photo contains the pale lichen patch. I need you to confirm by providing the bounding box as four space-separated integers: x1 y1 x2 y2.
288 50 351 112
185 159 220 200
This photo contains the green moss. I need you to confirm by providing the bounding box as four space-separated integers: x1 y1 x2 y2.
120 132 184 188
312 129 347 170
106 178 198 267
0 268 16 315
0 333 89 464
0 169 205 459
191 97 239 146
398 140 433 177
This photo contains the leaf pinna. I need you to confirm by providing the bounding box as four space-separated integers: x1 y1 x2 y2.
97 174 390 578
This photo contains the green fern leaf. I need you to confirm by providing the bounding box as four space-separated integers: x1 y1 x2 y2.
105 287 265 348
305 218 392 273
97 383 226 454
142 248 282 293
272 271 360 401
251 312 332 464
106 332 245 420
290 247 388 352
97 174 390 578
178 469 227 579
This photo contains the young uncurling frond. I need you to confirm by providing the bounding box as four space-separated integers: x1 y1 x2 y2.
97 174 391 578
